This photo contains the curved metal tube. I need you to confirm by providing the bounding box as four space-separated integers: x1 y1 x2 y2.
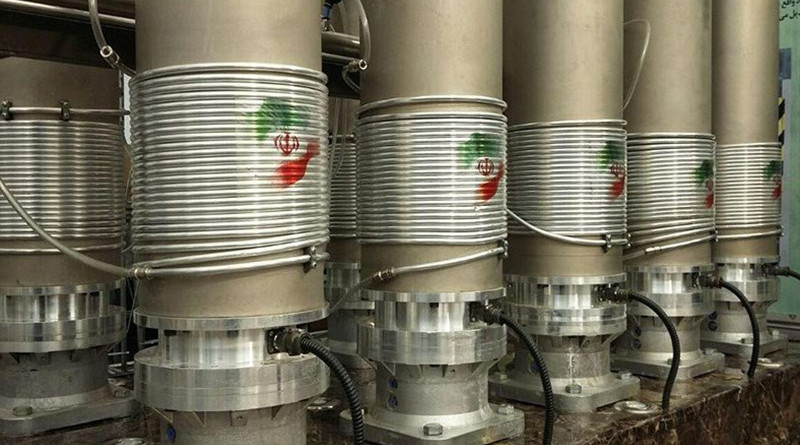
88 0 136 77
507 209 625 248
330 245 506 312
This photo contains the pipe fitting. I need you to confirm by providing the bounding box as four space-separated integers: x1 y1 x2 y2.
272 328 311 356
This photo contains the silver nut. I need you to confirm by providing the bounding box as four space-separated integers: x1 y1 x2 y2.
497 403 515 415
12 406 33 417
495 372 508 382
771 329 782 338
618 370 633 381
565 383 582 394
423 423 444 436
113 387 131 398
703 348 717 356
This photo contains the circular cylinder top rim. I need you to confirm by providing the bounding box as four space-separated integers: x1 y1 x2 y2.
624 264 715 274
627 132 716 140
505 273 627 286
133 305 329 331
714 256 780 265
357 95 507 117
510 119 627 132
130 62 329 86
716 142 782 149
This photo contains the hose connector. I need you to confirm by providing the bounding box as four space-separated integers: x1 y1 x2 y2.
272 328 311 356
698 274 720 289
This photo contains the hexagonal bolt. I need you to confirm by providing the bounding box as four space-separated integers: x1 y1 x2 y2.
494 372 508 382
423 423 444 437
497 403 515 415
702 348 717 356
113 387 131 398
12 406 33 417
771 329 782 338
618 370 633 381
565 383 582 394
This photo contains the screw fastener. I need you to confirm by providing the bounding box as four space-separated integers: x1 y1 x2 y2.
497 403 515 415
423 423 444 436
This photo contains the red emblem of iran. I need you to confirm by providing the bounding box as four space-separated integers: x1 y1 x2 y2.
478 158 495 177
274 132 300 156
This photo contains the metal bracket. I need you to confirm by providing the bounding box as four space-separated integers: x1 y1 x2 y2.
304 245 322 272
1 100 12 120
59 100 71 121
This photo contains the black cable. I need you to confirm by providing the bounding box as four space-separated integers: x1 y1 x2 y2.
298 336 365 445
620 290 681 411
483 307 554 445
714 278 760 378
768 266 800 282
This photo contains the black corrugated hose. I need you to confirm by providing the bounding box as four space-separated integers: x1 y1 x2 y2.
483 306 554 445
701 276 759 378
616 289 681 411
298 335 365 445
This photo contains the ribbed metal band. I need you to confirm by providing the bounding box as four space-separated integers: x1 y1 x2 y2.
356 96 508 245
626 133 716 254
130 64 330 263
508 120 627 238
715 143 782 232
330 136 357 238
0 121 125 244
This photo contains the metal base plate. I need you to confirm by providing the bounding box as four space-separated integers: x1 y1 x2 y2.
488 372 640 413
0 382 138 438
612 350 725 381
701 332 788 358
340 403 524 445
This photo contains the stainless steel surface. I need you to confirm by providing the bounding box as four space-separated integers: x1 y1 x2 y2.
136 329 329 412
504 0 624 124
613 265 725 380
624 134 716 261
500 0 633 413
342 364 524 445
131 4 330 443
0 57 131 437
624 0 712 134
356 99 507 245
0 120 124 244
715 143 782 236
712 0 780 146
507 120 627 242
156 404 309 445
701 259 787 357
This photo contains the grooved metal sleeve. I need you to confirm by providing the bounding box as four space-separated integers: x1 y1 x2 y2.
625 134 716 255
715 143 782 232
508 120 627 239
130 64 330 259
356 100 508 245
330 137 357 238
0 121 125 245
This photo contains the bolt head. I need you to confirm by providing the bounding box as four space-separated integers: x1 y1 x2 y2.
771 329 782 338
497 403 515 415
703 348 717 356
494 371 508 381
423 423 444 436
565 383 583 394
11 406 32 417
113 387 131 398
618 370 633 381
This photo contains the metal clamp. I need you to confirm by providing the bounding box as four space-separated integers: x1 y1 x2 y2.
1 100 12 120
59 100 71 121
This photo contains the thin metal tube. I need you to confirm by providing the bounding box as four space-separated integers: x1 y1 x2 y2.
330 245 505 312
507 120 628 247
715 143 782 233
330 136 357 238
625 133 716 257
87 0 135 76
